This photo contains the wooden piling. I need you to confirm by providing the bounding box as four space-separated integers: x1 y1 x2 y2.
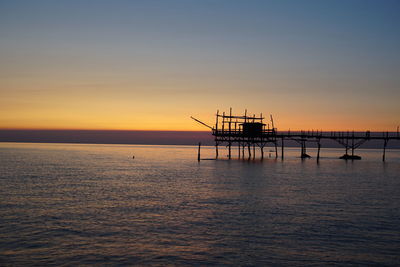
281 138 284 160
228 108 232 159
198 142 201 162
215 110 219 159
300 142 303 157
383 140 387 162
383 133 388 162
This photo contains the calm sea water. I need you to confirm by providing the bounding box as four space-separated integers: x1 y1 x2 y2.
0 142 399 266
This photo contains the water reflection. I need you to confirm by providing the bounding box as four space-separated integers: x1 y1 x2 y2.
0 143 399 265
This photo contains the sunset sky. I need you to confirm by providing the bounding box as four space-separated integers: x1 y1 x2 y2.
1 0 399 131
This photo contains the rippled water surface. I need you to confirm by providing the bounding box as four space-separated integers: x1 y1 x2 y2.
1 143 400 266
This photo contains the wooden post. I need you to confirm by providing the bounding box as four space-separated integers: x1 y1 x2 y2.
216 109 219 131
300 141 303 158
222 112 225 133
261 145 264 159
253 143 256 159
229 107 232 129
317 141 321 162
228 108 232 159
383 136 388 162
248 144 251 159
274 141 278 158
198 142 201 162
281 138 284 160
215 110 219 159
382 140 386 162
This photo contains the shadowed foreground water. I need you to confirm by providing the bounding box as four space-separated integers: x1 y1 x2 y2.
1 143 399 266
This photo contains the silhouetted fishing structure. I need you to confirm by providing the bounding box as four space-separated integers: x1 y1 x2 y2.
191 109 400 162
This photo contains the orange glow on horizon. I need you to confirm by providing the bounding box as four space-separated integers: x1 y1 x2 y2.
1 76 398 132
0 110 397 132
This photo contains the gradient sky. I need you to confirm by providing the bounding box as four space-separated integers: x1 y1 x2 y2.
1 0 399 131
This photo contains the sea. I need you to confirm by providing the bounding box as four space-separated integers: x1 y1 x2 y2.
0 142 399 266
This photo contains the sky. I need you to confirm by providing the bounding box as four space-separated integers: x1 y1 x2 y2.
1 0 399 131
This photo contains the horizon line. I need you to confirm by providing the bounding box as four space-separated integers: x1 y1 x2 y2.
0 128 398 133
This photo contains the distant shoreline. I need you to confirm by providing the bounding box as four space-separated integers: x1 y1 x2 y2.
1 130 399 149
2 141 400 151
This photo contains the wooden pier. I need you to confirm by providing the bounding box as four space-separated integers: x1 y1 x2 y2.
191 109 400 161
